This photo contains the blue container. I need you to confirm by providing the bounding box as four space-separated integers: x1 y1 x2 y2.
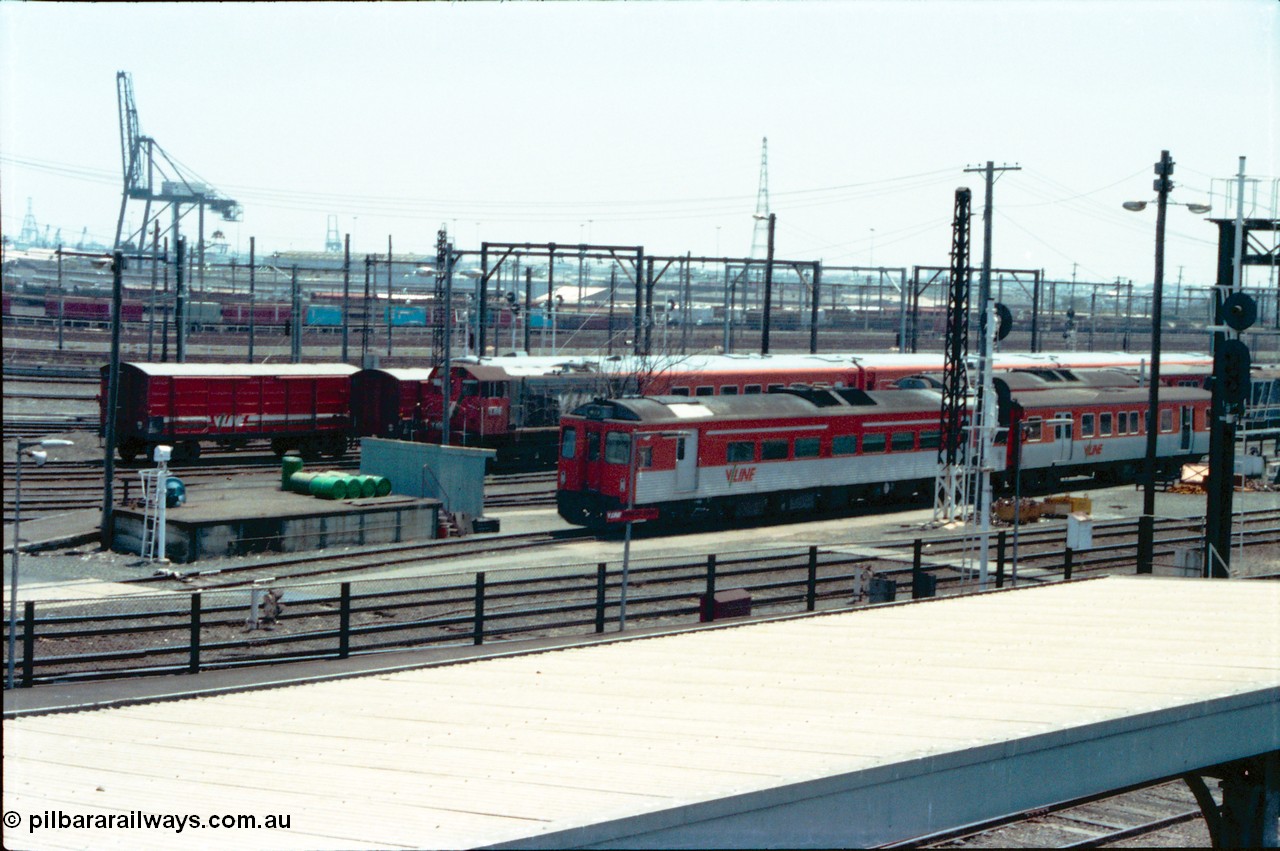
305 305 342 327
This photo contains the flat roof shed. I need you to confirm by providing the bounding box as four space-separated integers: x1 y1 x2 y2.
3 576 1277 849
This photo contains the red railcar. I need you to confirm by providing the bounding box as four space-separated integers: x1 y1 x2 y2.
101 362 359 462
555 381 1212 528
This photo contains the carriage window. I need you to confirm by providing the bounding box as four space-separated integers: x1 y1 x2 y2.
832 434 858 455
1025 418 1043 441
1117 414 1128 435
762 439 789 460
1129 412 1140 433
862 433 887 453
727 441 755 462
671 386 690 397
890 432 916 451
744 384 762 394
720 385 739 395
695 385 714 397
604 431 631 464
1055 414 1072 440
1160 408 1173 432
795 437 821 458
588 431 601 460
767 384 785 392
1100 413 1113 436
639 446 653 468
560 427 577 460
1082 414 1095 437
919 430 941 450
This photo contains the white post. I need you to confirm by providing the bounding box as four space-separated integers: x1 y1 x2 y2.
156 461 168 562
619 434 640 631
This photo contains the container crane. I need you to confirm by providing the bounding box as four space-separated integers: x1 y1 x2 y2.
113 71 242 265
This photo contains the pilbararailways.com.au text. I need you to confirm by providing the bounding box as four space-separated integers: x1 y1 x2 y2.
6 809 292 834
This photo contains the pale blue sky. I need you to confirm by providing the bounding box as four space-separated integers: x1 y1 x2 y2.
2 0 1276 287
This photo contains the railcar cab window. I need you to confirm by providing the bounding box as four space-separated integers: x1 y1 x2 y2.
862 433 887 453
605 432 631 464
1082 413 1095 437
482 381 505 397
1100 413 1113 436
1160 408 1174 432
762 439 788 461
695 386 714 397
745 384 762 394
832 434 858 455
561 427 577 460
890 432 915 451
639 446 653 468
461 380 480 397
727 441 755 462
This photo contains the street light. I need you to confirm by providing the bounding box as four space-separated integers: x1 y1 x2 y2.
1123 149 1211 575
8 437 74 689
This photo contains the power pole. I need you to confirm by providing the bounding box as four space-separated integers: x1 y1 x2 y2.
760 213 777 354
963 161 1020 586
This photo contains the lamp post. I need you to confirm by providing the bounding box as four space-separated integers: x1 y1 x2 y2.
1124 150 1211 575
8 437 73 689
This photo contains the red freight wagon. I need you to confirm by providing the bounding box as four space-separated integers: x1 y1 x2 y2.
101 362 359 462
54 297 145 324
349 368 437 442
221 303 291 326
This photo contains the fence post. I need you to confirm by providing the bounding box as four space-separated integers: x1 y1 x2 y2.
189 593 201 674
473 572 485 646
703 554 717 622
338 582 351 659
22 601 36 688
595 563 607 634
911 538 924 599
996 530 1007 589
1064 547 1074 581
806 546 818 611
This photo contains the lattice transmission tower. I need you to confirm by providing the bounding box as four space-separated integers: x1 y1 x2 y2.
745 137 771 310
749 137 771 258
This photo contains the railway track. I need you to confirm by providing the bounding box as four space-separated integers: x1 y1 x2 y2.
129 527 594 590
899 777 1211 848
3 457 556 518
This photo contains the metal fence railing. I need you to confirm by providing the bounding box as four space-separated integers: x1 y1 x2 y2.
7 512 1276 689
